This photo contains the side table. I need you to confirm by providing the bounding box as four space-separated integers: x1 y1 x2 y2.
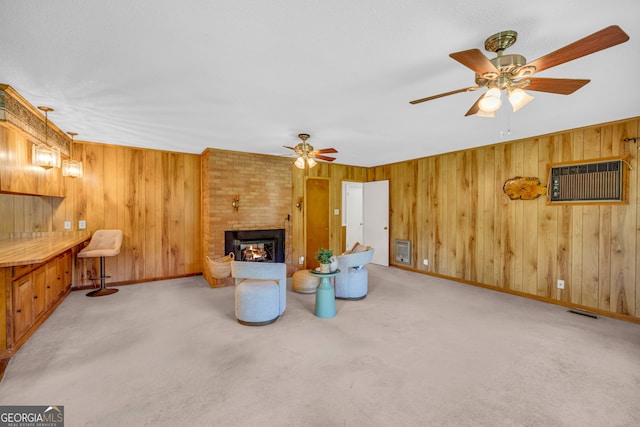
309 269 340 318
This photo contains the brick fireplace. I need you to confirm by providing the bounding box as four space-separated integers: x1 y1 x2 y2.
201 148 294 286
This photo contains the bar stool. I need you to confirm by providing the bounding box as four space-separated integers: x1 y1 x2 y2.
77 230 123 297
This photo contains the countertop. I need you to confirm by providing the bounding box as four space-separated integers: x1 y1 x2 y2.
0 231 91 267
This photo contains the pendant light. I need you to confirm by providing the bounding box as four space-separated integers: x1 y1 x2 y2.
33 106 61 169
62 131 83 178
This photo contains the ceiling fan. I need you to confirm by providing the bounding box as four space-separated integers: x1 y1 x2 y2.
284 133 338 169
410 25 629 117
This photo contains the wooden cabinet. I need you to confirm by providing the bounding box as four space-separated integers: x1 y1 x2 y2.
10 253 72 345
0 124 66 198
12 274 33 341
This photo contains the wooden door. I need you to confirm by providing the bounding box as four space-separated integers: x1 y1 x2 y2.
363 180 389 266
305 177 330 269
13 274 33 340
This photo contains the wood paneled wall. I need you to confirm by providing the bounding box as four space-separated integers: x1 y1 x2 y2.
0 132 201 287
369 117 640 321
291 162 368 268
71 142 201 287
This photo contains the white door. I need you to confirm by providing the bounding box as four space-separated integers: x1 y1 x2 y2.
344 182 364 250
363 180 389 266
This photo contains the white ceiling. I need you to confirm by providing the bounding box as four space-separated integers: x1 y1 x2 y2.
1 0 638 167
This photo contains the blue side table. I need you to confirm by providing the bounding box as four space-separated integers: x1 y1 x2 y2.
309 270 340 318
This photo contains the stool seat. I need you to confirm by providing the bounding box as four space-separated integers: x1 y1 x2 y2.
77 230 123 297
292 269 320 293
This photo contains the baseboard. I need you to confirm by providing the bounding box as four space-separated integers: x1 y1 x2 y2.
391 264 640 325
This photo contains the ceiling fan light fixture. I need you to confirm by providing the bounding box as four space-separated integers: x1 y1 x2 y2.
294 156 306 169
306 157 317 168
475 109 495 118
478 88 502 113
508 88 534 112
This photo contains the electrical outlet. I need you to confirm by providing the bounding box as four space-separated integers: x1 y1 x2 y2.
64 221 71 230
423 259 429 266
298 256 304 264
557 279 565 289
79 220 86 230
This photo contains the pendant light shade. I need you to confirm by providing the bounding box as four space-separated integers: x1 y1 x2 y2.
62 131 83 178
33 106 61 169
478 88 502 113
508 88 535 112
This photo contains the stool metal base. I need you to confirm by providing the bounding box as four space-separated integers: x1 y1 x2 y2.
85 256 118 297
87 288 119 297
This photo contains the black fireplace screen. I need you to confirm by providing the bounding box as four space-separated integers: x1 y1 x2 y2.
224 229 285 263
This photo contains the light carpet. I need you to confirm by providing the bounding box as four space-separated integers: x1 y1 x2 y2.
1 265 639 426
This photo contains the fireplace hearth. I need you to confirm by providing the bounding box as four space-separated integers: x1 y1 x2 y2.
225 229 285 263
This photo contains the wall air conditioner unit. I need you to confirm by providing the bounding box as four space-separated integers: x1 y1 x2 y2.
548 157 627 204
395 240 411 266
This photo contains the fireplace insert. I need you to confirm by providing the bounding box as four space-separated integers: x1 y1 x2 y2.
224 229 285 263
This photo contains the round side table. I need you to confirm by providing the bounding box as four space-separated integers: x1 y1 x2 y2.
309 269 340 318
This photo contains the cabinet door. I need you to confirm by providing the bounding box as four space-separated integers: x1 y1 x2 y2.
54 256 65 298
42 261 56 310
33 265 47 318
63 252 72 291
13 274 34 340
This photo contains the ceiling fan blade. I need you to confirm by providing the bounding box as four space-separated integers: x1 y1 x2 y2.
315 148 338 154
525 77 590 95
449 49 498 75
410 86 479 104
523 25 629 75
464 94 484 117
314 155 336 162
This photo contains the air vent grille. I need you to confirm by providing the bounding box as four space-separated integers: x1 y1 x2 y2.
549 159 624 203
395 240 411 265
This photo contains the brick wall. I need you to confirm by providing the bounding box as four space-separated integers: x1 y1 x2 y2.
201 148 294 286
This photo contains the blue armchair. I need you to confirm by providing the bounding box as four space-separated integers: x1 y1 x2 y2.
335 248 374 300
230 261 287 326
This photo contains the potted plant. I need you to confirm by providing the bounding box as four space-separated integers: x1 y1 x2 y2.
314 248 334 273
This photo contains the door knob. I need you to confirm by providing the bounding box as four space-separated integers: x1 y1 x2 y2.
384 227 388 230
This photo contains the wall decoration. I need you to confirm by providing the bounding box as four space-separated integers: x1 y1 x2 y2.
503 176 547 200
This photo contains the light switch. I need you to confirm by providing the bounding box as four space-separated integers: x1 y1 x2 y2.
334 209 340 215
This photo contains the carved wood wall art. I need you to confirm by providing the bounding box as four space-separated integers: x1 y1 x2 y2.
503 176 547 200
